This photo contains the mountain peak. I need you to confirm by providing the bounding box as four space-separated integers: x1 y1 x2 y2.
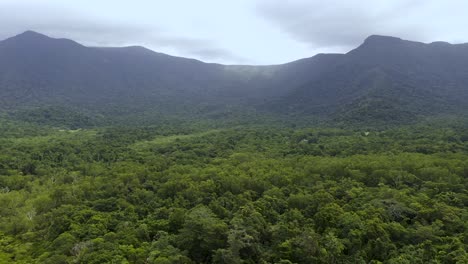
1 30 84 49
19 30 46 36
363 35 403 45
348 35 410 55
13 30 51 41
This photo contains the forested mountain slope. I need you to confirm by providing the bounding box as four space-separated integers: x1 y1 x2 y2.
271 35 468 122
1 31 468 125
0 31 271 110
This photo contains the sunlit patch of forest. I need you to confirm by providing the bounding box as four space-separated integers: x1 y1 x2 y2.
0 118 467 263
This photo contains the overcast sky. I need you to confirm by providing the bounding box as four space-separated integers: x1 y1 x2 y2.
1 0 467 65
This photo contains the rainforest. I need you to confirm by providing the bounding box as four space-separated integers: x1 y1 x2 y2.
0 116 467 263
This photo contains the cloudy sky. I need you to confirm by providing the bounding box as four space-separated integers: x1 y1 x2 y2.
1 0 467 64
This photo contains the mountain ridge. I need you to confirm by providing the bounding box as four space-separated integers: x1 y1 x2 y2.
5 30 467 65
1 31 468 126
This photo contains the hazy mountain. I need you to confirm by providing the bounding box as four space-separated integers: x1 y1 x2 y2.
272 35 468 122
1 31 468 125
0 31 265 109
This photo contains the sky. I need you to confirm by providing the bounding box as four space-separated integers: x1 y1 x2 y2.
1 0 467 65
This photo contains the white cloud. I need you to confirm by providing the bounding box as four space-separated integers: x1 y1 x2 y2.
255 0 468 50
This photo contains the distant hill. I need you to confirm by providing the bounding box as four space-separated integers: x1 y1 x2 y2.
0 31 270 110
1 31 468 125
271 35 468 123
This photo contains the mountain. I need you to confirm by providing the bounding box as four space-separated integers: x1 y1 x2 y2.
1 31 468 125
0 31 336 123
271 35 468 123
0 31 263 109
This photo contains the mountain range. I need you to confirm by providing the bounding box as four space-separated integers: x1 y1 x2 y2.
1 31 468 126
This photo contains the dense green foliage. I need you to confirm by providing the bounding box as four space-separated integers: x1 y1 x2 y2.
9 106 101 129
0 120 467 263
